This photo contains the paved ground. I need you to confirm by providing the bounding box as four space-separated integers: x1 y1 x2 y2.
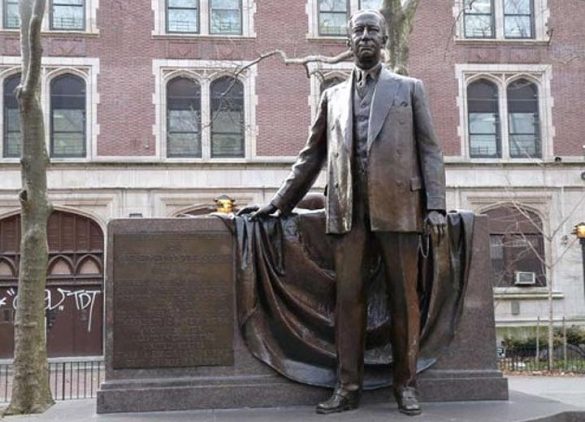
2 376 585 422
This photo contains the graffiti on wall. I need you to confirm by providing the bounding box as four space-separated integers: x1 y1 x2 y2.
0 287 101 332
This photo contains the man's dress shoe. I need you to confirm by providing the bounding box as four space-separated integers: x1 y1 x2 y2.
315 388 360 414
394 386 422 416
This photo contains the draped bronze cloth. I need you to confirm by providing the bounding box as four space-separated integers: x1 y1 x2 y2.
232 209 474 390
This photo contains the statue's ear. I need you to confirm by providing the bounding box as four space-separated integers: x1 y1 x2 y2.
346 38 351 47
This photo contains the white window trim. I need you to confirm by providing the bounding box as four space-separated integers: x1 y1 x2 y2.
452 0 549 42
0 56 100 162
0 0 99 34
152 59 257 162
455 63 554 162
152 0 256 38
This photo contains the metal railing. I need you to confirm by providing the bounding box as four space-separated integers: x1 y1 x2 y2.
498 344 585 373
0 360 104 403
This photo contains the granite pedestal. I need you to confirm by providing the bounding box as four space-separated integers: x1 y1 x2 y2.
97 215 508 414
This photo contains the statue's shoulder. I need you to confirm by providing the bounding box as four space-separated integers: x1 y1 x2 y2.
385 70 420 87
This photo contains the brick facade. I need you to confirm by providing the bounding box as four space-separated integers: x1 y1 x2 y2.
1 0 584 342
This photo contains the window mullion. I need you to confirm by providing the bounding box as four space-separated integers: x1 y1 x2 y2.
201 78 211 160
495 0 504 39
500 80 510 159
200 0 209 35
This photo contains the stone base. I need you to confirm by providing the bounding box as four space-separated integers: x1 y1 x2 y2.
97 216 508 414
97 369 507 413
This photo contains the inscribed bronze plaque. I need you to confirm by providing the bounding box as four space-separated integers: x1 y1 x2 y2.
112 230 234 369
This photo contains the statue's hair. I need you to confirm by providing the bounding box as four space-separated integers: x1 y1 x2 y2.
347 9 387 34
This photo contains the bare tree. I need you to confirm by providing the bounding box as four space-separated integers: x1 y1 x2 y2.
380 0 421 74
3 0 54 415
490 170 585 371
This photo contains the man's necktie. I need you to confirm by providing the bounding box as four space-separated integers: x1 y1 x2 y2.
357 74 372 99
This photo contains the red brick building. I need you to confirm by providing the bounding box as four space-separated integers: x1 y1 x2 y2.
0 0 584 356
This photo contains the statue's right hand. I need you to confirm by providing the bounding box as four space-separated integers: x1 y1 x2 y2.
237 204 278 221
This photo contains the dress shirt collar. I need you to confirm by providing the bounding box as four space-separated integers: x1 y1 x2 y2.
355 62 383 84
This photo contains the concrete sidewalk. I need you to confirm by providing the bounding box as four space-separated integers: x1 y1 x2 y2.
2 376 585 422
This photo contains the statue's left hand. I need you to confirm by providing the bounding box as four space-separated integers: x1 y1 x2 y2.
425 210 447 242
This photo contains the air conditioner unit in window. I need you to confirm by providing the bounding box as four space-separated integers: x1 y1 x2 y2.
514 271 536 286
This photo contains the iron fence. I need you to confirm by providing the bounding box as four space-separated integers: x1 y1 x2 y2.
498 344 585 373
0 360 104 403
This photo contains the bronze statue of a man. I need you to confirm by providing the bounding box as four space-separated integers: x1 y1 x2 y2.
246 9 446 416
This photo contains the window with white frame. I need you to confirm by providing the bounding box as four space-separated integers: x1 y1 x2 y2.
51 0 85 31
456 64 553 160
1 0 98 32
2 73 20 158
153 60 257 160
0 57 99 161
309 0 383 38
167 0 199 33
50 74 86 158
167 77 201 157
2 0 18 29
209 0 242 35
456 0 547 41
153 0 254 37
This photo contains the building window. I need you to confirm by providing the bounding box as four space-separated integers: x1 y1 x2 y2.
209 0 241 35
2 74 20 158
457 0 544 40
154 60 256 160
504 0 533 38
154 0 254 37
50 74 86 158
457 64 552 160
358 0 382 10
167 0 199 33
507 78 540 158
467 79 500 158
486 205 545 288
210 76 244 158
464 0 494 38
318 0 348 36
50 0 85 31
3 0 19 29
167 77 201 157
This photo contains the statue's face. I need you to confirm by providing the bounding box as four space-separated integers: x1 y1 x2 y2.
348 12 385 68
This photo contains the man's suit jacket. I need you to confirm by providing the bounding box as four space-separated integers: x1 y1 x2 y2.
271 66 446 234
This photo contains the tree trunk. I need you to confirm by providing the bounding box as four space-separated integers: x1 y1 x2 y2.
4 0 54 415
381 0 420 75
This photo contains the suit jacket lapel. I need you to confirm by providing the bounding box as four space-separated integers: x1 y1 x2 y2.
340 71 354 153
367 68 398 151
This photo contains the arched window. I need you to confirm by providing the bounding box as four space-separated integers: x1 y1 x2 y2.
486 205 545 288
467 79 500 158
50 0 85 31
210 76 244 158
507 79 540 158
50 74 86 158
167 77 201 157
2 73 21 158
320 76 345 94
3 0 19 29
